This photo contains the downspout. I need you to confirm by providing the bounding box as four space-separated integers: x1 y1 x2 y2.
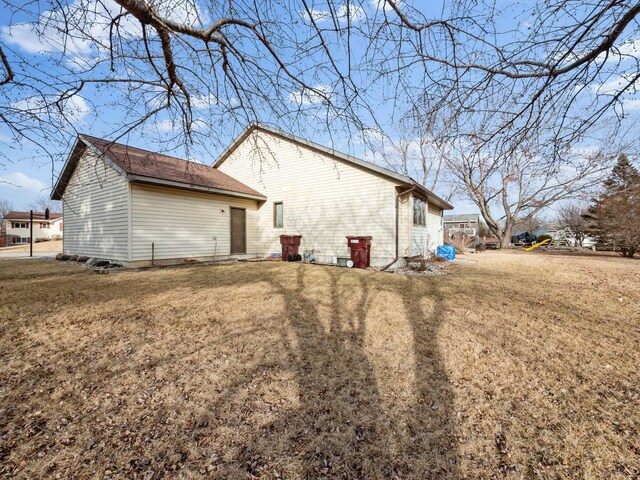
382 185 416 271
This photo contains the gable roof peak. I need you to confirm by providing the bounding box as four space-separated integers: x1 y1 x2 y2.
52 134 265 201
214 123 454 210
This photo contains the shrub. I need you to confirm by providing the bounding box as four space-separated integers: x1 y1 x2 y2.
444 231 474 254
536 234 552 243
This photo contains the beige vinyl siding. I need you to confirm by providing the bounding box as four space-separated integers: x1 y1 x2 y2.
427 202 444 248
62 151 129 261
410 194 444 255
130 183 259 262
398 194 411 257
217 130 402 266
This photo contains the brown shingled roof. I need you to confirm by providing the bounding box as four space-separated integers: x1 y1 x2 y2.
78 135 264 199
3 211 62 221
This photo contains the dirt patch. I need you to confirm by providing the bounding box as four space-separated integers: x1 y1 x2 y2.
0 251 638 478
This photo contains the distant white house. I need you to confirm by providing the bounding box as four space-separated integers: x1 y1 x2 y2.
51 124 453 267
2 211 63 244
443 213 480 237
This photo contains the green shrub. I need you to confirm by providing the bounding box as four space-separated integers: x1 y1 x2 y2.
536 234 552 243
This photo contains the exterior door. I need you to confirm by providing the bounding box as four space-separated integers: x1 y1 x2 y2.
230 207 246 254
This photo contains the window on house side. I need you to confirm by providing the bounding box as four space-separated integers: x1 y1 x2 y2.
274 202 283 228
413 198 426 226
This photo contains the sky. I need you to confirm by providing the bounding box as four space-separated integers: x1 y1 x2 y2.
0 0 638 215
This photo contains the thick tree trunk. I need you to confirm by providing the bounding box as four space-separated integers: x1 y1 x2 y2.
497 226 513 249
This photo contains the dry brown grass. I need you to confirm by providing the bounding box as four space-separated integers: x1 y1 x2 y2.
1 252 638 479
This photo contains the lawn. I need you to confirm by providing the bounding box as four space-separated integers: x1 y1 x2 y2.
0 252 638 479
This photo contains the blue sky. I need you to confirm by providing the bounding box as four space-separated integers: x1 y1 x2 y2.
0 0 638 214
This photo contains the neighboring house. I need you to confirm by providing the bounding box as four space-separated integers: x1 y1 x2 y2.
0 221 6 247
443 213 480 237
51 125 453 267
2 211 63 245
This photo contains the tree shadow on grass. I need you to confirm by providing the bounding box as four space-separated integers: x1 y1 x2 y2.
231 265 459 479
1 261 459 479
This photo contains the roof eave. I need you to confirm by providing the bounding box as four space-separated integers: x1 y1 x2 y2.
129 175 266 201
51 136 86 200
412 182 454 210
214 123 411 183
214 124 454 210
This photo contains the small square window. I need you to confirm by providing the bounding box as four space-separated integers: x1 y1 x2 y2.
274 202 283 228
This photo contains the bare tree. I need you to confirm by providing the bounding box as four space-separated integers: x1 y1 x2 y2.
0 199 14 219
0 0 638 215
555 204 592 247
0 0 380 168
372 1 638 225
381 0 640 161
362 117 459 201
30 195 61 213
435 130 612 247
512 214 544 235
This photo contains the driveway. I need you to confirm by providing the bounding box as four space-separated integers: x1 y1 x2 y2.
0 251 59 259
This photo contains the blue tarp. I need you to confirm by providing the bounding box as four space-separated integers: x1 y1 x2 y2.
436 245 456 260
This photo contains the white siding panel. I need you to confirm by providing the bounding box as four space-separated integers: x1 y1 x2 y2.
217 131 401 265
62 152 129 261
398 194 411 257
130 184 259 261
427 203 444 248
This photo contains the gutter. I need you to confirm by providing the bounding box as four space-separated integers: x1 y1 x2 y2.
382 185 416 271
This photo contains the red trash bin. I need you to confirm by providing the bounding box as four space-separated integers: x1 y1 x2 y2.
279 235 302 261
346 236 372 268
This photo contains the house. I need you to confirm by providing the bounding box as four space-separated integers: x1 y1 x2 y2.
0 221 6 247
51 124 453 267
443 213 480 237
2 211 63 245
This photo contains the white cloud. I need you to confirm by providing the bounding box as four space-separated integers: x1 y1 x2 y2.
337 3 365 22
556 37 640 67
155 0 207 27
300 8 332 23
155 119 177 133
288 84 332 106
11 94 90 124
623 98 640 111
570 145 600 158
616 38 640 58
0 172 47 193
1 0 124 55
301 2 365 24
591 74 639 94
372 0 401 13
64 96 90 122
0 0 205 57
155 117 207 133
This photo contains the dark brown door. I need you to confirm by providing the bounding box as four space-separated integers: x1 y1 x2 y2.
230 207 246 254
